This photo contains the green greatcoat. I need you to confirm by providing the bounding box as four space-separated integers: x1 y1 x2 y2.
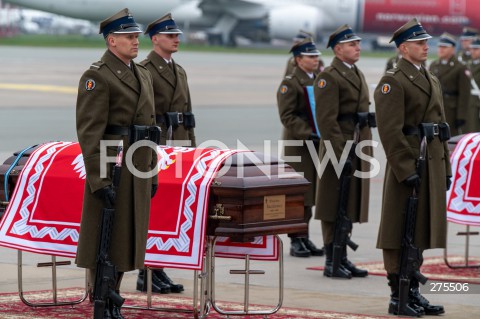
140 51 196 147
75 50 158 272
467 59 480 132
276 66 318 206
429 56 471 135
374 58 452 250
313 57 373 223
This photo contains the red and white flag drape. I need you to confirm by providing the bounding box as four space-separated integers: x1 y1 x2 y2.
447 133 480 226
0 142 278 270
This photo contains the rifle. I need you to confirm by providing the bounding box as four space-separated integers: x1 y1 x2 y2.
397 136 428 316
331 120 361 275
93 142 125 319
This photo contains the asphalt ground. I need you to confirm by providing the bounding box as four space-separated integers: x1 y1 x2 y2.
0 46 479 318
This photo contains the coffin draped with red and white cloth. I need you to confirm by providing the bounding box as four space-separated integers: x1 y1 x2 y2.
0 142 309 270
447 133 480 226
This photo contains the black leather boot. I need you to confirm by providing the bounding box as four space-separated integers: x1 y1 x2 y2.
290 237 311 257
302 238 324 256
136 269 170 294
109 291 125 319
410 278 445 315
153 269 184 293
341 246 368 277
323 243 351 279
387 273 425 317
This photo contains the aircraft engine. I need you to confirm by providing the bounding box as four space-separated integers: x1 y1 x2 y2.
268 5 323 41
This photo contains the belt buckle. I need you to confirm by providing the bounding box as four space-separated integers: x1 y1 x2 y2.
433 124 439 136
177 112 184 124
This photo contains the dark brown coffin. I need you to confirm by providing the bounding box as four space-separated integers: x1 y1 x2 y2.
0 147 310 242
206 152 310 242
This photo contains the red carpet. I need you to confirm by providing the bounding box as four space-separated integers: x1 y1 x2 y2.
0 288 392 319
307 256 480 283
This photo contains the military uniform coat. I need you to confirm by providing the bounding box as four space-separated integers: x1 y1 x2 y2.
429 56 471 135
140 52 196 146
313 57 372 223
374 58 452 250
276 66 318 206
467 59 480 132
75 50 157 272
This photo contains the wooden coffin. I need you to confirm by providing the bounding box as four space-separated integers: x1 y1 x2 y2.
0 147 310 242
206 152 310 242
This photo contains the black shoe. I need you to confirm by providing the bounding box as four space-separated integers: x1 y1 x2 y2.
290 238 311 257
302 238 324 256
110 304 125 319
323 243 351 279
136 269 170 294
388 297 425 317
342 258 368 277
410 286 445 315
153 269 184 293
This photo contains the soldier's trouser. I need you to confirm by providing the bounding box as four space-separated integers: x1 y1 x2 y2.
321 220 335 245
288 206 312 238
382 249 424 273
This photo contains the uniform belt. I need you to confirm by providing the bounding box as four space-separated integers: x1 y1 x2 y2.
105 125 129 136
337 112 376 128
403 125 439 136
156 113 183 125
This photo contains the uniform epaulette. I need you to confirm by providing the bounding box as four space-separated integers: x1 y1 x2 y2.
386 67 399 75
284 75 293 80
89 61 105 70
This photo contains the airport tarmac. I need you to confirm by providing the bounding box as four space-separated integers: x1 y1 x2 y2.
0 46 479 318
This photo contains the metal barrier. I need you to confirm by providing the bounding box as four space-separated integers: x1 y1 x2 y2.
444 224 480 269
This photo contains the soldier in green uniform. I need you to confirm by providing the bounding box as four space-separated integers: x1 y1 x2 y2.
375 18 451 316
469 38 480 132
457 27 479 66
314 24 373 279
136 12 194 295
429 32 471 135
276 37 325 258
75 8 158 318
283 30 325 77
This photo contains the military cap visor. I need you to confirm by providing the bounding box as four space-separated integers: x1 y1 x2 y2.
390 24 431 47
460 27 479 39
470 38 480 48
438 35 456 47
290 41 321 57
146 19 183 38
327 29 361 48
100 15 142 38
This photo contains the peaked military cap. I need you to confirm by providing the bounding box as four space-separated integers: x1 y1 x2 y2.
99 8 142 38
293 29 314 43
438 32 456 47
290 37 321 57
389 18 432 47
327 24 361 48
460 27 479 39
470 37 480 49
145 13 183 38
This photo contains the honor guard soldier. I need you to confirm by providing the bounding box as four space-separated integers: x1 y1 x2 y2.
136 12 194 295
429 32 471 135
469 37 480 131
283 30 325 76
75 8 158 318
314 24 374 279
457 27 479 66
375 18 451 316
276 37 325 258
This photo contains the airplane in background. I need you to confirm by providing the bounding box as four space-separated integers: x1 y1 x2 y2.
3 0 480 46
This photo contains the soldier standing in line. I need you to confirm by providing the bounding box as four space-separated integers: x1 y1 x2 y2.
75 8 158 318
314 24 373 279
135 13 196 295
284 30 325 77
374 18 451 316
469 38 480 132
429 32 471 135
457 27 479 66
276 37 325 258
